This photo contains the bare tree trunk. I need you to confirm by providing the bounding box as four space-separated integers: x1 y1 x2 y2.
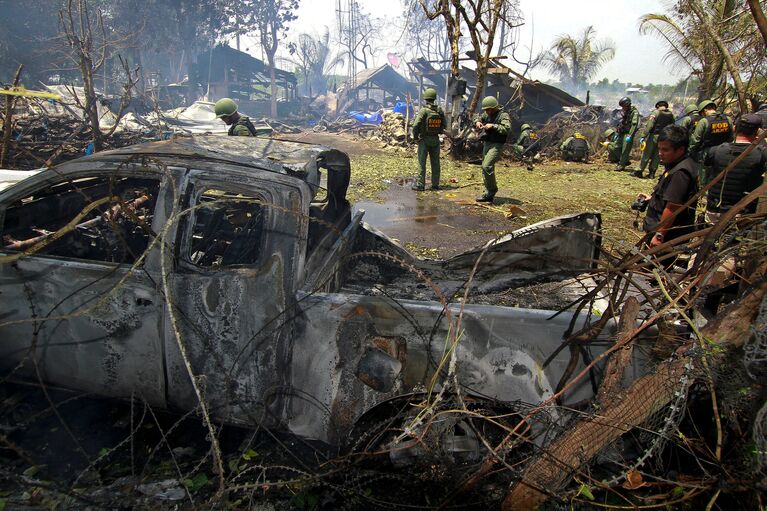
0 65 23 168
747 0 767 54
268 52 278 118
688 0 748 112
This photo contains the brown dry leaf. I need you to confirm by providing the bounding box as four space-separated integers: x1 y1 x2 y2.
622 469 647 490
504 205 528 219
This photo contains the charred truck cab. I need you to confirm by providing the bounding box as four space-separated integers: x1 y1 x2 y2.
0 136 649 452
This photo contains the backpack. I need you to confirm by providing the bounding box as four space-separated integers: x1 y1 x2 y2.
570 136 588 155
424 107 445 135
651 109 675 134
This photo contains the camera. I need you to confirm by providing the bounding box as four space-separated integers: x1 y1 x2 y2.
631 197 648 212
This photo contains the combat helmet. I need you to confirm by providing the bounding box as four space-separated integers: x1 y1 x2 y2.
423 88 437 101
684 103 698 116
618 97 631 107
481 96 499 110
655 100 669 108
603 128 615 138
214 98 238 118
698 99 716 112
520 123 531 131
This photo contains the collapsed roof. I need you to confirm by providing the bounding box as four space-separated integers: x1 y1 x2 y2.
337 64 419 112
408 55 584 124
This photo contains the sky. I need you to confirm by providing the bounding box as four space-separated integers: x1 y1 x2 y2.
241 0 687 86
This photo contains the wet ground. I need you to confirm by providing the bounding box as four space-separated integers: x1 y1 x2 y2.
354 177 518 258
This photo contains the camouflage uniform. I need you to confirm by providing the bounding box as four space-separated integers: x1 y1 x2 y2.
228 115 257 137
474 109 511 198
616 106 640 170
560 134 591 162
634 106 675 178
411 102 446 189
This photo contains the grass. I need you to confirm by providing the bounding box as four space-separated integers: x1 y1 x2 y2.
348 150 652 249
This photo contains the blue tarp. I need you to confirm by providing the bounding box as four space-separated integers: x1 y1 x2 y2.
349 111 383 125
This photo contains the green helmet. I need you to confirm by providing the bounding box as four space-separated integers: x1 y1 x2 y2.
698 99 716 112
603 128 615 138
214 97 238 118
481 96 499 110
684 103 698 116
423 88 437 101
520 123 531 131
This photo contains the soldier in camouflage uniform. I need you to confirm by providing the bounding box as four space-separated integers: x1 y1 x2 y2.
411 88 446 191
560 132 591 162
615 96 640 171
601 128 621 163
677 103 701 138
214 97 257 136
473 96 511 203
632 100 675 179
689 99 734 182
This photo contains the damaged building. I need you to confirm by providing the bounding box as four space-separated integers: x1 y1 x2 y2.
336 64 419 114
408 55 584 125
190 44 298 116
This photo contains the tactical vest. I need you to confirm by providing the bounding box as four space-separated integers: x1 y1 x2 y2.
569 136 588 156
707 143 767 213
482 112 509 144
643 158 698 238
423 107 445 135
651 109 675 134
618 107 636 134
702 113 732 148
228 116 258 136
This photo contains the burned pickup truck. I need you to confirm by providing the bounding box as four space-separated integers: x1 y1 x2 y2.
0 136 641 455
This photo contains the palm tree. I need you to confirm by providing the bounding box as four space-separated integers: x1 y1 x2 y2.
543 26 616 92
638 9 724 101
291 28 344 97
638 1 755 108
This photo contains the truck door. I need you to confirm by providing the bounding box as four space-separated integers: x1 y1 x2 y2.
164 170 308 426
0 168 167 406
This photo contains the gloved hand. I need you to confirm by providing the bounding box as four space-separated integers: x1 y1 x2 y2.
640 138 647 151
625 136 632 143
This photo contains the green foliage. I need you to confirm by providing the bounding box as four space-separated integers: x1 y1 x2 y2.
638 1 766 105
182 473 209 493
542 26 616 92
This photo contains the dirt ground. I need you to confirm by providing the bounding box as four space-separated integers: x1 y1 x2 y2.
284 131 651 258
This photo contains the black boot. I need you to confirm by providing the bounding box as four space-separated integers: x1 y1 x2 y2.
475 193 495 203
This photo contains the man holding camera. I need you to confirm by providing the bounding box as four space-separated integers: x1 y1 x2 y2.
635 125 699 250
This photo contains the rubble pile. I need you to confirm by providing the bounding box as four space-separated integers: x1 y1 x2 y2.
368 111 408 147
531 105 610 158
4 113 156 170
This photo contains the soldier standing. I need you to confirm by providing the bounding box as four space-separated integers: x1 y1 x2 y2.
678 103 701 138
601 128 621 163
633 100 675 179
560 132 591 162
411 88 446 191
615 97 640 171
689 99 734 182
214 98 257 136
473 96 511 203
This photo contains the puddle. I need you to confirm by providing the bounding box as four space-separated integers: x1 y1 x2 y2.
354 198 483 232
